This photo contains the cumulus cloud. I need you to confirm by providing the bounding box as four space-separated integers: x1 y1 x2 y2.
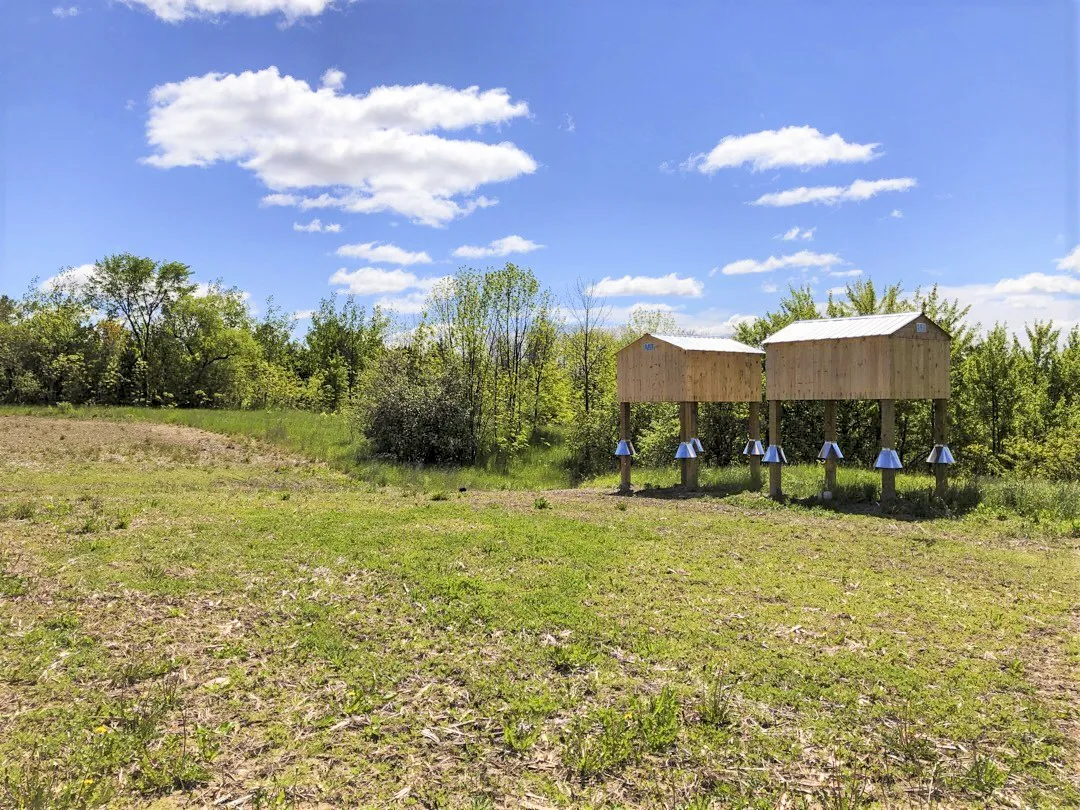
293 218 341 233
592 273 704 298
1056 245 1080 272
778 226 815 241
751 178 917 207
936 273 1080 336
684 126 880 173
715 250 844 276
42 263 95 291
294 309 315 320
452 235 544 259
335 241 431 265
144 67 536 227
52 6 79 17
121 0 340 23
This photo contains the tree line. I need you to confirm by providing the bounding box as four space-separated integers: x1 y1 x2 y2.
2 253 1078 481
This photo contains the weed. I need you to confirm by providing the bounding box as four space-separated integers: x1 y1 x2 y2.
698 672 736 729
562 709 636 781
615 501 628 511
502 714 541 753
548 642 597 673
962 754 1006 798
1 501 35 520
533 496 550 510
430 491 450 502
635 686 680 751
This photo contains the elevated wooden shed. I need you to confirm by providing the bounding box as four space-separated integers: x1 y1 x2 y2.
761 312 952 502
615 334 764 491
763 311 950 401
617 334 763 403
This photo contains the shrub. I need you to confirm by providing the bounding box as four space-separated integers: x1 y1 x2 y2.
361 353 475 465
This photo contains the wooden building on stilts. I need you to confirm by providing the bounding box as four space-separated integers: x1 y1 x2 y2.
761 311 954 503
614 334 765 492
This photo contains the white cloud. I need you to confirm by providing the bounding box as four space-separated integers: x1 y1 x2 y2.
560 113 576 133
751 178 917 207
936 273 1080 336
121 0 339 22
52 6 79 16
761 282 778 294
374 292 429 315
42 263 94 291
716 250 844 276
592 273 704 298
1056 245 1080 272
452 235 544 259
320 68 345 90
827 286 848 296
335 241 431 265
889 209 904 219
828 268 863 278
293 218 341 233
294 309 315 320
684 126 880 173
144 67 536 227
329 267 424 295
778 225 815 241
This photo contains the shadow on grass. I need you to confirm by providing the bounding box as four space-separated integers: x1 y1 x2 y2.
613 476 984 521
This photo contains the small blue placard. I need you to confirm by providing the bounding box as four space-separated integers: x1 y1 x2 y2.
643 342 656 351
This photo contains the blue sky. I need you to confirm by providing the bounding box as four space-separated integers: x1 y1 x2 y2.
3 0 1079 335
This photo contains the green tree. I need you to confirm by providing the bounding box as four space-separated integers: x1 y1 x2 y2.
86 254 195 403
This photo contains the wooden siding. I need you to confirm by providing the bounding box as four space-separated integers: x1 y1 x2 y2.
617 335 688 402
766 314 949 401
685 349 762 402
617 335 763 403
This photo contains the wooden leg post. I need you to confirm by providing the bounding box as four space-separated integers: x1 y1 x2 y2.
880 398 896 504
688 400 699 491
933 398 948 500
619 401 631 492
824 400 837 495
748 401 761 489
679 401 689 489
768 399 782 500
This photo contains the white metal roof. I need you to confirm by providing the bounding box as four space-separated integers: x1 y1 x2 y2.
761 312 923 344
649 334 764 354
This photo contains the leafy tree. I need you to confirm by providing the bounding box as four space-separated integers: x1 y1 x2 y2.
86 254 195 403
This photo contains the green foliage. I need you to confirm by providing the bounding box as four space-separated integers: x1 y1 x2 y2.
4 254 1080 484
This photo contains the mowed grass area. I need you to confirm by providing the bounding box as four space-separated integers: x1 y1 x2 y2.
1 416 1079 808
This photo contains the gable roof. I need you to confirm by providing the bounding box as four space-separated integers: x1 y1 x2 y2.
648 334 764 354
762 312 928 344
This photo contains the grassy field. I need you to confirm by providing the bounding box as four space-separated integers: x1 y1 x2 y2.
1 413 1079 808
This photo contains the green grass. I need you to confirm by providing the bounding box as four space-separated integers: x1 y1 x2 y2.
1 413 1078 807
0 405 571 491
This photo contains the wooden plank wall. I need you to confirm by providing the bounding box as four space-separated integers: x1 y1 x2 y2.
766 328 949 400
617 335 763 403
685 351 762 402
616 336 687 402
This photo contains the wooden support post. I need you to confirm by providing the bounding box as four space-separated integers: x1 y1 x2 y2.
748 401 761 489
880 398 896 504
619 401 631 492
933 398 948 500
688 400 699 491
678 401 691 490
768 399 782 500
824 400 837 495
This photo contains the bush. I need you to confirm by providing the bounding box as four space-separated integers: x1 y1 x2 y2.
362 353 475 465
564 403 619 482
